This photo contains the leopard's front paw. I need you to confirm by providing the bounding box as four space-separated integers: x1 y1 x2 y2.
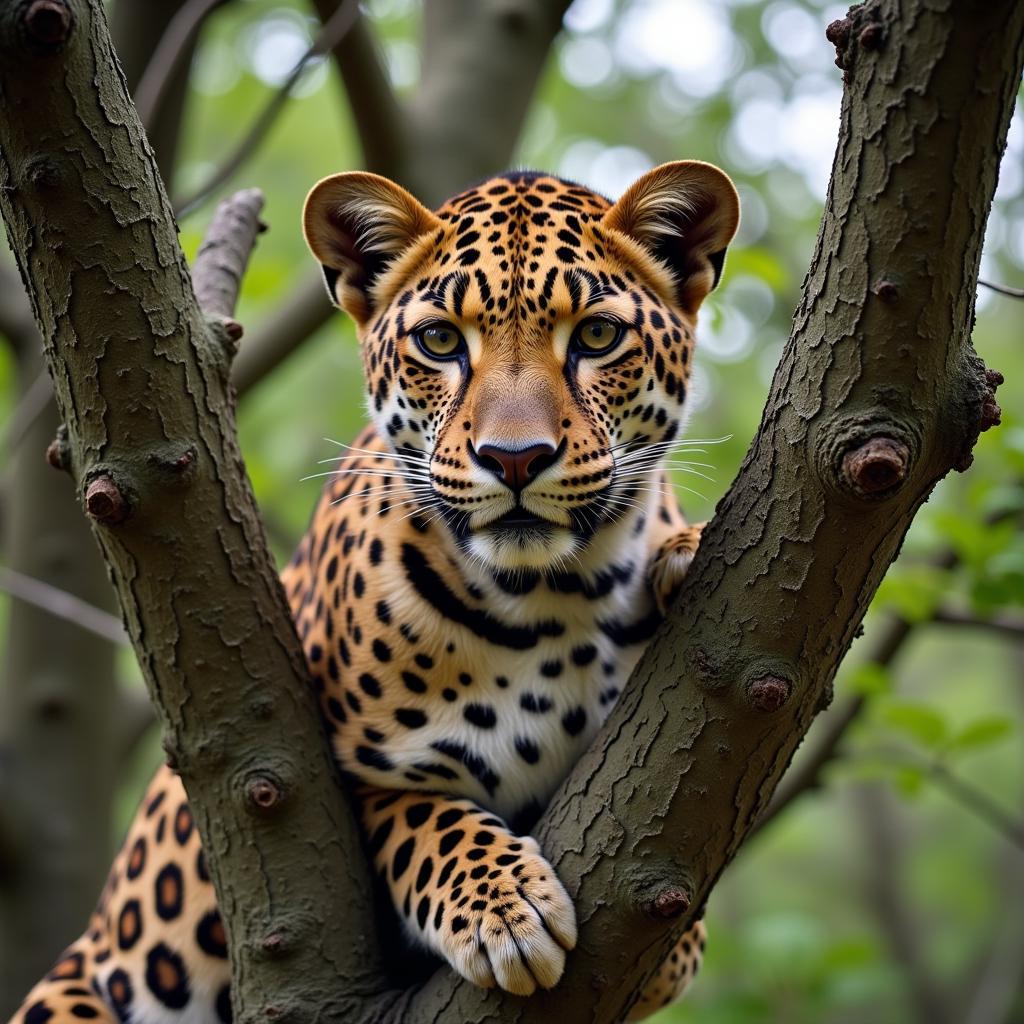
649 523 705 614
435 835 577 995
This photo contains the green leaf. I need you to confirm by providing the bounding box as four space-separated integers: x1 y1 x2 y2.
891 764 926 799
930 511 1016 569
846 663 891 696
880 701 949 749
948 716 1014 753
873 567 945 622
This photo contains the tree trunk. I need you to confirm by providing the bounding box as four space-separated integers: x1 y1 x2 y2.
0 0 195 1009
0 348 120 1011
0 1 1020 1023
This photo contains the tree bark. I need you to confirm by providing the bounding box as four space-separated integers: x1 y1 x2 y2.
0 0 196 1009
0 2 1020 1024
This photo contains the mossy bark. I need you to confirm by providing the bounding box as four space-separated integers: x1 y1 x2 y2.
0 0 1021 1022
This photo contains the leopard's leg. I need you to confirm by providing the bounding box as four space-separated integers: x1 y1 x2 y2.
10 941 118 1023
627 920 707 1021
360 787 576 995
648 522 704 615
7 765 228 1024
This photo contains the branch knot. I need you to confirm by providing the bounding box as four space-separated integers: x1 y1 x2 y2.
748 675 792 713
650 888 691 919
247 773 284 812
84 474 129 526
46 424 71 472
841 437 910 496
19 0 73 51
954 363 1004 472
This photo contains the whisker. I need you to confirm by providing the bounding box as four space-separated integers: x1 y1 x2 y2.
316 449 430 466
616 467 716 484
329 485 428 506
608 435 730 456
321 438 431 466
615 453 713 469
301 468 433 483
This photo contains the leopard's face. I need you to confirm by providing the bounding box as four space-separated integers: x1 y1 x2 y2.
305 165 739 571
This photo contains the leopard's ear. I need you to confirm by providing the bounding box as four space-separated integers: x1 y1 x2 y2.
601 160 740 315
303 172 441 325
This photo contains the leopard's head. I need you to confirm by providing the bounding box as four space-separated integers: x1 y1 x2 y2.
304 164 739 571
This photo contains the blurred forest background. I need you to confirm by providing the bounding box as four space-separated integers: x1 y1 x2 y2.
1 0 1023 1021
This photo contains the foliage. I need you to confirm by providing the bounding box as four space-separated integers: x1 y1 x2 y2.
1 0 1022 1020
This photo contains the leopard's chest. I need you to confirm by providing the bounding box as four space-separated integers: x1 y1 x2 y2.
323 550 660 824
399 604 647 823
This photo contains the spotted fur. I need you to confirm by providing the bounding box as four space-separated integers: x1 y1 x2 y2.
11 161 739 1022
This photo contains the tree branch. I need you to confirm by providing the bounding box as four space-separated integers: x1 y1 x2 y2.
191 187 265 318
0 567 128 646
489 4 1020 1018
1 0 212 1007
132 0 228 131
108 0 205 180
174 0 360 219
309 0 406 176
921 757 1024 850
932 607 1024 640
978 278 1024 299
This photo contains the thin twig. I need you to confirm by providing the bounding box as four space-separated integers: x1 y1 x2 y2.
979 278 1024 299
863 747 1024 851
932 607 1024 640
134 0 229 131
174 0 360 219
927 759 1024 850
0 566 128 646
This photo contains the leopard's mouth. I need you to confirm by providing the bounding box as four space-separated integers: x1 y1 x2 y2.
485 508 552 531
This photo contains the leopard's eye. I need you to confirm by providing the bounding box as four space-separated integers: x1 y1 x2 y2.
573 319 623 355
414 323 465 359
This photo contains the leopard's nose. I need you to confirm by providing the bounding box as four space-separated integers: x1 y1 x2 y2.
472 441 560 492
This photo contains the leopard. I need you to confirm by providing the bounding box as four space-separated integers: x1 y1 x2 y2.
9 159 739 1023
